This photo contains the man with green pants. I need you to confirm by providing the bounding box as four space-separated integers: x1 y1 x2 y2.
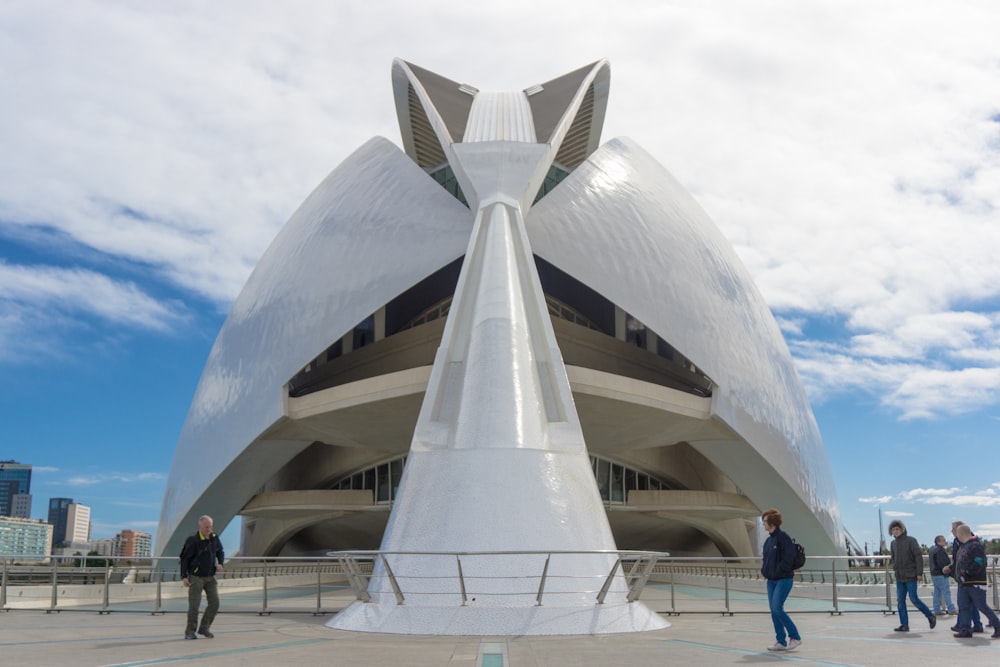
180 515 225 640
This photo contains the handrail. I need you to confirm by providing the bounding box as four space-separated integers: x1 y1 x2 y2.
1 553 997 616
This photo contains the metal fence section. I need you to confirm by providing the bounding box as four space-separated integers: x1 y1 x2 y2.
328 549 665 608
1 552 998 616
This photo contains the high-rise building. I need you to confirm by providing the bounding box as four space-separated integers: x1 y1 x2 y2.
0 460 32 517
66 503 91 544
114 529 152 559
12 493 32 518
0 515 53 560
48 497 73 546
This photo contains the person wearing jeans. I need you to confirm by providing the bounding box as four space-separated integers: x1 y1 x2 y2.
952 524 1000 639
928 535 956 616
760 508 801 652
888 519 935 632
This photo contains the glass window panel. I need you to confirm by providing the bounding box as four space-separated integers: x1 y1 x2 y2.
376 463 390 502
625 468 637 491
596 459 610 502
610 464 624 503
390 458 404 500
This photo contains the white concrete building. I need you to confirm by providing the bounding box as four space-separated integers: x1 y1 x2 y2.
158 59 844 635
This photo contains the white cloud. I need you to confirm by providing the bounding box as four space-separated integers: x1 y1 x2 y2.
898 488 963 501
858 496 894 505
883 511 913 517
922 495 1000 507
65 472 166 486
976 523 1000 539
1 1 999 421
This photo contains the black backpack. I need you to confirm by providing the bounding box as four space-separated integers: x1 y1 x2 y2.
791 539 806 570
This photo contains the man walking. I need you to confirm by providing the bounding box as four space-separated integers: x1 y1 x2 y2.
952 524 1000 639
943 520 985 634
929 535 956 616
888 519 935 632
180 515 225 640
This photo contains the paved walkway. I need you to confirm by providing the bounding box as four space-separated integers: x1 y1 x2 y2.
2 586 997 666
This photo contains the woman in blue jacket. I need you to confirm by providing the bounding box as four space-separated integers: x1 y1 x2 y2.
761 508 801 651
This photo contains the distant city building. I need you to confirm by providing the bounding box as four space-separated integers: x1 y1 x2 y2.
51 542 97 557
115 529 152 559
91 539 116 557
48 499 90 547
12 493 32 519
0 515 53 560
47 497 73 546
67 503 92 544
0 460 32 517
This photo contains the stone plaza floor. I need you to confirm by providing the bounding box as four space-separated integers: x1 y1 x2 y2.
2 583 997 666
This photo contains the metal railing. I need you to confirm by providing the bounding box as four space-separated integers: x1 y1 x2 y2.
2 552 997 617
329 550 665 607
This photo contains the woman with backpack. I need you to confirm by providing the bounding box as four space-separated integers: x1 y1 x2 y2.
761 507 802 652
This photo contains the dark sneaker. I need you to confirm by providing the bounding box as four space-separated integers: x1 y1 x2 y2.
184 633 198 640
198 630 215 638
950 625 960 632
894 625 909 632
992 628 1000 639
929 615 937 629
954 631 973 638
973 626 985 633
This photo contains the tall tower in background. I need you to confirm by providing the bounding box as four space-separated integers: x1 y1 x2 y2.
0 460 32 517
47 497 73 547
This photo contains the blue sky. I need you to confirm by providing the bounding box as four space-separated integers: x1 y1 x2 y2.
2 1 999 556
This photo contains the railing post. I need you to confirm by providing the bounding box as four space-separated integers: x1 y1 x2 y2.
992 555 999 610
723 559 731 616
380 555 405 605
338 556 371 602
456 555 468 606
1 558 7 610
596 558 621 605
260 560 269 615
153 564 163 615
48 558 58 613
626 554 659 603
884 557 893 613
100 562 111 614
535 554 551 606
669 563 676 615
831 558 840 615
315 559 323 615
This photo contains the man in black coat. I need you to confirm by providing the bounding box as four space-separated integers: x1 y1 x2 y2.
179 515 225 640
943 520 984 633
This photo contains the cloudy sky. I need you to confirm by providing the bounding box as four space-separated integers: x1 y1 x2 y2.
2 1 998 555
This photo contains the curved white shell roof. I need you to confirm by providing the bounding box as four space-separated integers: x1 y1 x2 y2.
156 137 472 557
526 137 842 551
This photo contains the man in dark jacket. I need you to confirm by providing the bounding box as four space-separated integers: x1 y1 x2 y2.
179 515 225 640
928 535 956 616
943 520 984 633
888 519 934 632
952 524 1000 639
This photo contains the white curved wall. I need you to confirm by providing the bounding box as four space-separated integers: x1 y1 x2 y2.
526 137 842 552
156 137 472 557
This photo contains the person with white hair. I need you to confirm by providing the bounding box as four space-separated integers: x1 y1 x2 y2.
179 515 225 640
